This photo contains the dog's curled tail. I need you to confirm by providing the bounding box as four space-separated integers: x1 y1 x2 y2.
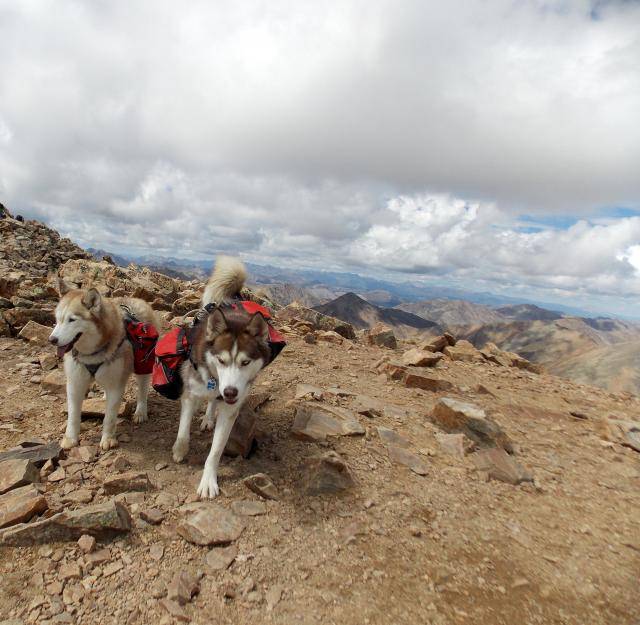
202 256 247 306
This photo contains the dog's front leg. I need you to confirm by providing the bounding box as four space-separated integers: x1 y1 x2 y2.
200 400 216 431
173 393 197 463
133 374 151 424
100 385 125 451
197 400 239 499
61 361 91 449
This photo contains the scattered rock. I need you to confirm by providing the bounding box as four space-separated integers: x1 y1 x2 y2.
18 321 51 345
435 432 475 457
0 440 61 467
0 499 132 545
243 473 279 501
303 451 355 495
71 398 135 420
404 373 454 392
366 323 397 349
205 545 237 571
167 569 200 605
59 562 81 581
159 598 190 622
443 340 484 363
231 500 267 516
48 467 66 482
77 534 96 553
225 405 256 458
39 352 57 371
0 484 48 528
67 445 98 463
103 471 151 495
386 446 428 476
317 330 344 345
0 459 40 494
177 503 246 546
149 544 164 561
140 508 164 525
277 302 356 339
401 348 443 367
266 585 283 611
41 370 66 394
597 416 640 452
377 427 411 449
471 448 533 485
432 397 513 452
292 402 365 441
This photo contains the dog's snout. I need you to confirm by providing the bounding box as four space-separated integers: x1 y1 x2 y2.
49 335 58 346
223 387 238 400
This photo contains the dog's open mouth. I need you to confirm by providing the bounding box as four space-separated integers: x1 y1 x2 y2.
224 398 238 405
56 333 82 358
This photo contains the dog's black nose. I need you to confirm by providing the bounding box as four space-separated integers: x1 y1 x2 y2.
223 387 238 400
49 336 58 345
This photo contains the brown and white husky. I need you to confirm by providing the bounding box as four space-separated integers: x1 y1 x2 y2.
49 282 159 451
172 256 272 499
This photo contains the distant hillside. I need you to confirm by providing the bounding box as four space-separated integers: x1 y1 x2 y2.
497 304 563 321
259 283 331 308
460 316 640 394
314 292 441 338
396 299 505 328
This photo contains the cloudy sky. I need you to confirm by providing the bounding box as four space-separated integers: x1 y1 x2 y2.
1 1 639 316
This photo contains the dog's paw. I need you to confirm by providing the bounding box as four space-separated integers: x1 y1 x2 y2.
199 415 214 431
61 435 79 450
172 438 189 463
196 471 220 499
132 409 148 424
99 436 119 451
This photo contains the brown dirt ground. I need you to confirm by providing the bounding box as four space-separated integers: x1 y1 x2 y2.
0 331 638 625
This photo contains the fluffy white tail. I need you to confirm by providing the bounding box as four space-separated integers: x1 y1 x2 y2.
202 256 247 306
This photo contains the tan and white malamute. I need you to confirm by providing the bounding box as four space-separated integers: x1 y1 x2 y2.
49 283 159 451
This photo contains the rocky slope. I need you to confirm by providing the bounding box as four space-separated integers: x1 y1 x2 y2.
0 210 638 625
396 299 505 327
315 292 441 338
460 316 640 394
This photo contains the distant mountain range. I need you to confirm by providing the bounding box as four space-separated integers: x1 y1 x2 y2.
314 292 441 338
87 249 602 317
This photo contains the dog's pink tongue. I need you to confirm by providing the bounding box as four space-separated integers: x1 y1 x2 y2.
56 346 67 359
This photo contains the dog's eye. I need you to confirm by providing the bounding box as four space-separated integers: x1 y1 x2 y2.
240 359 251 367
217 357 226 365
68 317 76 322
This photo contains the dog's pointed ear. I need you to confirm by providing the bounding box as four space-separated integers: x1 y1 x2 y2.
246 312 270 341
55 277 71 296
81 288 101 312
206 308 228 340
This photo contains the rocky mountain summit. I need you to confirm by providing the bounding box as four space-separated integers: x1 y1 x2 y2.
0 210 638 625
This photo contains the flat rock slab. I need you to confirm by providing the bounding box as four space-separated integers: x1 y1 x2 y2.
0 441 61 467
18 320 52 345
471 448 533 485
404 373 454 392
0 484 48 529
103 471 151 495
243 473 279 500
41 370 66 394
292 403 364 442
303 451 355 495
402 348 443 367
177 503 246 546
231 500 267 516
435 432 475 457
0 499 132 545
67 398 134 420
432 397 513 452
159 598 190 623
387 446 428 476
205 545 237 571
0 459 40 494
377 427 411 449
167 569 200 605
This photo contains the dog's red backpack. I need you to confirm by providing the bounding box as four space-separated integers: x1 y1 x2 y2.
152 327 190 400
121 307 160 375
